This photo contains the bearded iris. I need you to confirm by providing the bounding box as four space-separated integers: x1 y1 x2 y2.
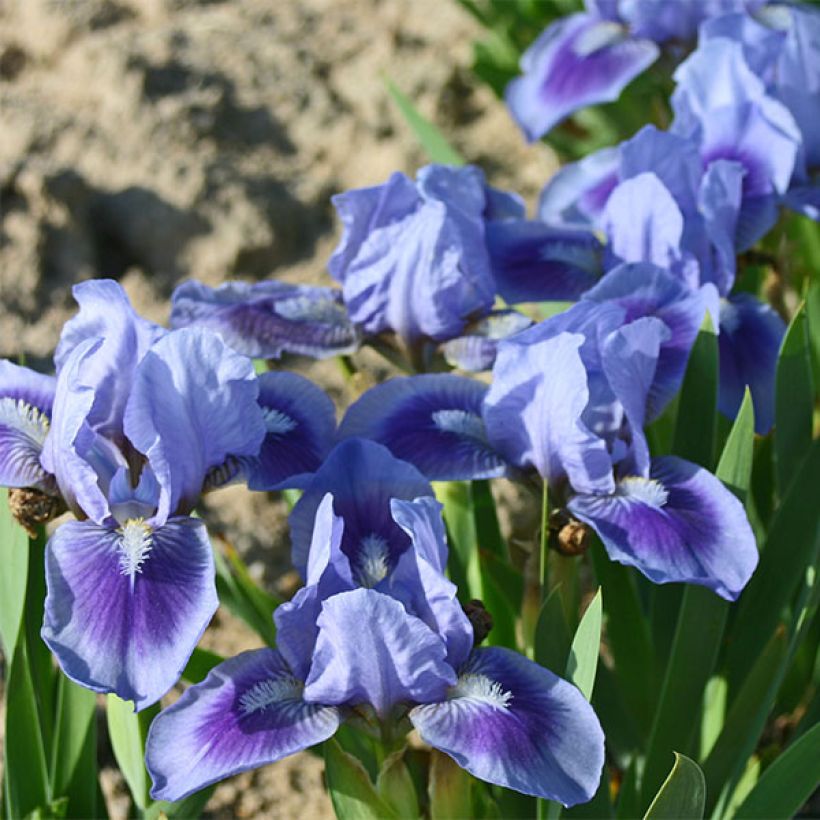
145 440 605 805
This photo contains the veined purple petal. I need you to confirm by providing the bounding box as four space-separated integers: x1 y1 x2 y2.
700 12 787 83
486 221 603 303
303 588 455 718
124 329 266 522
539 147 620 226
600 317 669 476
288 439 433 579
410 646 604 806
387 497 474 669
328 166 496 346
568 456 758 600
337 375 507 482
441 311 534 372
582 262 705 420
242 371 337 491
0 361 56 490
275 494 354 680
146 648 340 802
484 331 615 494
602 173 685 272
42 516 218 709
506 14 659 141
170 280 360 361
718 293 785 434
42 339 124 523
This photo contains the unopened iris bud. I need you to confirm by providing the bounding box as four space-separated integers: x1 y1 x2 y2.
8 487 66 537
463 599 493 646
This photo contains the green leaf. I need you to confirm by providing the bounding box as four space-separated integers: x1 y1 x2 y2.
106 695 157 811
534 585 571 674
673 317 718 469
385 80 464 166
699 676 727 760
323 739 399 820
643 754 706 819
806 281 820 393
565 588 602 701
703 628 788 814
0 487 29 659
733 722 820 819
49 675 97 799
471 479 506 560
434 481 483 600
4 641 51 818
376 749 419 819
616 758 640 820
727 439 820 689
182 647 224 684
715 389 755 502
144 785 217 820
429 749 473 820
640 586 727 805
775 304 814 497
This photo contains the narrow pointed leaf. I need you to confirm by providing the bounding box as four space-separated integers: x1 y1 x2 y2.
144 786 217 820
643 754 705 819
534 585 571 674
715 389 755 502
430 749 473 820
377 750 420 820
50 675 97 798
0 487 29 659
385 80 464 166
434 481 483 601
566 588 602 701
733 723 820 819
181 647 224 684
775 304 813 497
106 695 157 811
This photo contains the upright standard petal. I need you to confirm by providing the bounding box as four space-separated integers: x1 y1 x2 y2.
568 456 758 600
484 332 614 494
146 648 340 802
303 588 455 718
124 329 266 522
506 14 659 141
0 361 56 490
410 646 604 806
718 293 785 434
169 280 360 360
288 439 433 579
42 516 218 709
337 375 507 482
243 371 337 491
486 221 603 304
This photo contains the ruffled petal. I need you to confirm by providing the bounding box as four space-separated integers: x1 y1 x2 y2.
484 332 614 494
410 646 604 806
146 648 340 802
486 221 603 303
303 588 455 718
582 262 705 420
288 439 433 578
124 328 266 522
42 516 218 709
567 456 758 600
506 14 659 141
169 280 360 360
242 371 337 491
337 374 507 482
0 361 56 490
718 293 785 434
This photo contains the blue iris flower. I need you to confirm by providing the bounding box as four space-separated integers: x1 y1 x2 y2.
0 280 337 708
145 439 604 806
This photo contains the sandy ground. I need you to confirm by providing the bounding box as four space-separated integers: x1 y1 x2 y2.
0 0 556 815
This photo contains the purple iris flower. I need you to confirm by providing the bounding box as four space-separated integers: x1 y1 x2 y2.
169 279 360 360
327 165 500 351
440 310 534 372
145 450 605 805
33 281 271 709
483 281 758 600
506 9 659 142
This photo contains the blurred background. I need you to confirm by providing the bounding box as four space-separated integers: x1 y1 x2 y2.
0 1 557 816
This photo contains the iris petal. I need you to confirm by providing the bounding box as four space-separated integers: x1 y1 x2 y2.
567 455 758 600
146 648 340 802
337 375 507 482
303 588 455 718
410 646 604 806
42 516 218 709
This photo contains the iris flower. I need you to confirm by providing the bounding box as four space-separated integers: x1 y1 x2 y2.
145 440 604 805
